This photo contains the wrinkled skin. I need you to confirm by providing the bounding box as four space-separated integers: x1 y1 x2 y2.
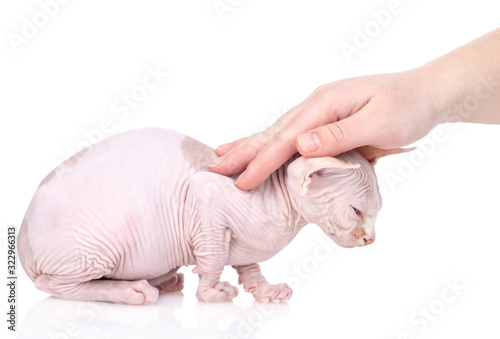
18 128 389 305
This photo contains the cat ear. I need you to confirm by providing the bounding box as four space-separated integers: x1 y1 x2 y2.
356 146 415 165
287 156 360 195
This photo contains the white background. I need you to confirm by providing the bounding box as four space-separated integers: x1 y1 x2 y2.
1 1 500 338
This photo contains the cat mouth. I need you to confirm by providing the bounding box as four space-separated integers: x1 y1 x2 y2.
329 233 355 248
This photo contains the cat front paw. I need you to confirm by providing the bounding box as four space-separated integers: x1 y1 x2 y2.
196 281 239 302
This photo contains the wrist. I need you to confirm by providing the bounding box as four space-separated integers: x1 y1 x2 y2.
405 64 454 126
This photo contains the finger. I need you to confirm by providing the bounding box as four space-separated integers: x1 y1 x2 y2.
215 136 252 157
209 105 303 177
209 132 272 176
296 107 379 157
234 133 298 190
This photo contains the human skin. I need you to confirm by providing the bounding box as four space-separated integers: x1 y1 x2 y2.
18 128 399 305
209 28 500 190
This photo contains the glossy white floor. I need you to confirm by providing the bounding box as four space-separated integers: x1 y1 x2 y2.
2 1 500 338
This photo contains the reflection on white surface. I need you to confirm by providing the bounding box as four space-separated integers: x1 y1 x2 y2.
18 292 291 339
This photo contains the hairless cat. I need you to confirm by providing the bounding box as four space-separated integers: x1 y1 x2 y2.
18 128 407 304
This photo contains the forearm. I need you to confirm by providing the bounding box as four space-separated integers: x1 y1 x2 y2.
420 28 500 124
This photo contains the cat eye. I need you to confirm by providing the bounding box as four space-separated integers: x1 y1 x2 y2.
352 206 361 215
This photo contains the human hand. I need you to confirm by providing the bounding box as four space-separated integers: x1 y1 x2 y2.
209 69 443 190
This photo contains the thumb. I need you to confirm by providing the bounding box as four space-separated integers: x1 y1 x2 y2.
296 115 375 157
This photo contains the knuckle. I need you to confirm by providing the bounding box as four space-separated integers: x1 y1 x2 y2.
270 132 284 144
312 84 328 97
261 113 289 140
238 134 266 156
325 123 347 147
310 83 335 100
260 125 278 141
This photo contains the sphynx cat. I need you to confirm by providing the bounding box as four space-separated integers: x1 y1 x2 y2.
18 128 407 304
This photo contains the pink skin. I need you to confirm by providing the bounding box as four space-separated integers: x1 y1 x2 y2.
18 128 401 305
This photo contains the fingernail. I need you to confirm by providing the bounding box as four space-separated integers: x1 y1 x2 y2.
216 142 233 152
298 132 320 153
235 171 246 186
208 156 224 168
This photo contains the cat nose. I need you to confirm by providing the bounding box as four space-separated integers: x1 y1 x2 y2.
363 236 375 245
